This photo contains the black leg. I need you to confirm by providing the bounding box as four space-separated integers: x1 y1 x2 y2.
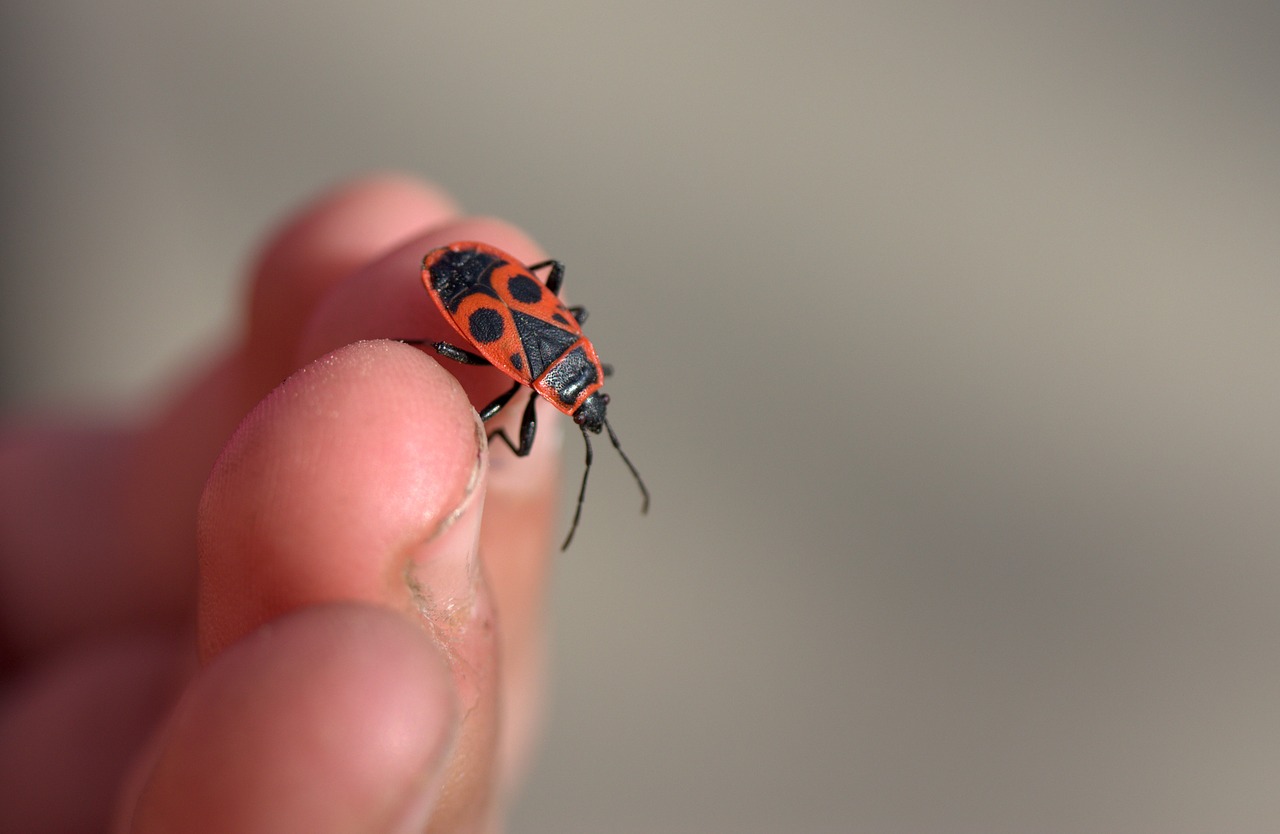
568 305 588 324
488 389 539 456
478 380 523 423
527 259 565 295
432 341 490 366
600 362 613 378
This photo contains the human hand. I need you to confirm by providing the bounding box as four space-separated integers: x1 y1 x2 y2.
0 177 560 832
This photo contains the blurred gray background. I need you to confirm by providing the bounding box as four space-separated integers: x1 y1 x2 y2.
5 1 1280 831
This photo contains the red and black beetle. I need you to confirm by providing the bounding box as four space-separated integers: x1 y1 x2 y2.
417 241 648 549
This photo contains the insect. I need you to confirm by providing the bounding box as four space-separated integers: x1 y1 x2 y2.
417 241 648 549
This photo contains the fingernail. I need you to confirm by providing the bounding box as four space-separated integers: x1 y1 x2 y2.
405 422 486 651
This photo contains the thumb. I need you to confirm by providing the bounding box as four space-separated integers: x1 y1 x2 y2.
120 341 502 832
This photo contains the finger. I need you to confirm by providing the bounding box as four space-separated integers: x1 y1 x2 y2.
121 175 464 609
196 341 499 830
244 174 461 391
120 604 458 834
298 219 563 790
0 424 135 660
0 177 459 660
0 633 181 834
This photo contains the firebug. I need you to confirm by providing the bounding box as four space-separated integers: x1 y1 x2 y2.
415 241 648 549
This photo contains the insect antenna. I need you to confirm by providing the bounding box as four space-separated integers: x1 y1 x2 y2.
562 420 648 550
604 418 650 514
563 427 594 551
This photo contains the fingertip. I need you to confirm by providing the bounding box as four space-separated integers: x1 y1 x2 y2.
196 340 482 660
245 175 461 387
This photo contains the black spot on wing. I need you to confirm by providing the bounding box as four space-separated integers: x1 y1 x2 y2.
429 249 504 312
510 352 524 372
512 309 578 378
468 308 505 344
506 274 543 304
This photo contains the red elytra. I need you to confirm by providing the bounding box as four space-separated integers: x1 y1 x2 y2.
418 241 648 549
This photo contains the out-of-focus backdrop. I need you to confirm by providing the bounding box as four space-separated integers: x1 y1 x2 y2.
5 1 1280 831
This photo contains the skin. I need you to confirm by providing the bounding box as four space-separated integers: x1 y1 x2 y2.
0 176 561 833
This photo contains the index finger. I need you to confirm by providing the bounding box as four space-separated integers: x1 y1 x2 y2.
0 176 462 660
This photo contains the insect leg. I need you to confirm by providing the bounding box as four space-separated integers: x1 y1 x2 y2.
527 260 566 295
568 305 588 324
600 363 613 378
478 380 524 422
432 342 490 366
487 388 539 455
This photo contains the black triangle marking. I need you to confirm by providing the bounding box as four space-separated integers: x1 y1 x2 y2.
512 309 578 378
